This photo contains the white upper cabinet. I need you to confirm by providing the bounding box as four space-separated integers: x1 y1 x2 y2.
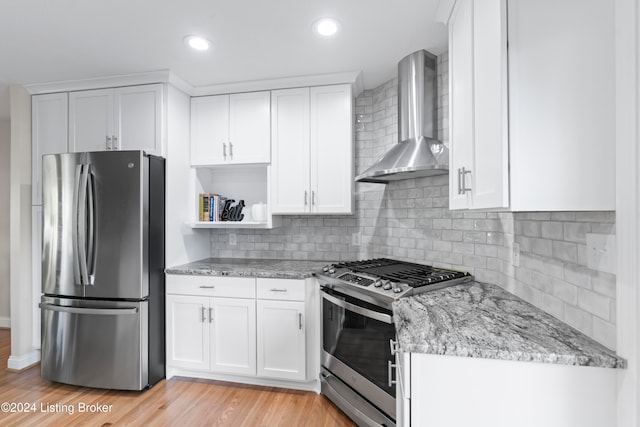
270 88 311 213
271 84 353 214
69 84 164 155
32 92 69 205
449 0 509 210
190 91 271 166
507 0 614 211
448 0 614 211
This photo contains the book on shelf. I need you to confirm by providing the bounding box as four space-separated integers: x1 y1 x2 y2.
199 193 229 222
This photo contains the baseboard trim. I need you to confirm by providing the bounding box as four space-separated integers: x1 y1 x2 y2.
166 368 321 393
0 317 10 328
7 350 41 372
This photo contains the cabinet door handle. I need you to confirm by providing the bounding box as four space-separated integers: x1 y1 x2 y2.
112 136 118 150
312 191 316 205
458 167 472 194
388 360 397 387
229 142 233 159
223 143 227 160
106 136 112 150
304 190 308 206
201 306 206 323
209 307 213 323
298 313 303 330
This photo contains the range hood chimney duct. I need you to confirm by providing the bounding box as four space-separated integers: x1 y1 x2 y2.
355 50 448 184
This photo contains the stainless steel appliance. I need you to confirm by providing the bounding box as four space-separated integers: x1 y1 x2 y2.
356 50 448 183
316 258 473 426
40 150 165 391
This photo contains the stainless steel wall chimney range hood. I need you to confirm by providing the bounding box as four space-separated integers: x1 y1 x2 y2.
355 50 448 184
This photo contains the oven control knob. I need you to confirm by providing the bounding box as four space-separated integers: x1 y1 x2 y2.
322 266 330 272
373 279 383 288
328 269 335 274
392 287 403 293
383 283 392 291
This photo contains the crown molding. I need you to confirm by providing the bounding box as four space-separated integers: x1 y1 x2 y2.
190 71 364 97
24 70 185 95
23 69 364 98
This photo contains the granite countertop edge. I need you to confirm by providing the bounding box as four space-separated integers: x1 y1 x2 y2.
165 257 331 280
392 281 627 370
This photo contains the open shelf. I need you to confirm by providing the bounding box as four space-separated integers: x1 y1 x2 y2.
189 164 281 229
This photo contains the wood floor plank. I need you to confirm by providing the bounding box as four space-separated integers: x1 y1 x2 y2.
0 330 356 426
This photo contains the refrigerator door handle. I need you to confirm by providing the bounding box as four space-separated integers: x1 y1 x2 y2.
72 164 83 286
86 165 96 285
77 164 90 286
39 303 138 316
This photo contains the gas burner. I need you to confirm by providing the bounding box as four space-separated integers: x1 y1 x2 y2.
316 258 473 308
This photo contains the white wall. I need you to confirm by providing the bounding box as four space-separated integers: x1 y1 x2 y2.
0 120 10 327
8 85 39 370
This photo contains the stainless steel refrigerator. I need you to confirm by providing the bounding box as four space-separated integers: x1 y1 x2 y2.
40 150 165 390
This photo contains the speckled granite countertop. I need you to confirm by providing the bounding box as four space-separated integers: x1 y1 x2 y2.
392 281 626 369
165 257 331 280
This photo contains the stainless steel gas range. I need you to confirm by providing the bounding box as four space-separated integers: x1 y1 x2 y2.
316 258 473 426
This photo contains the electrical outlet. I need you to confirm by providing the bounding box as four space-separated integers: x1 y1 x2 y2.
512 242 520 267
352 232 361 247
229 233 237 246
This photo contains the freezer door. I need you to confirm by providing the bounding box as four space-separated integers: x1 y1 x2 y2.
42 151 148 299
40 296 148 390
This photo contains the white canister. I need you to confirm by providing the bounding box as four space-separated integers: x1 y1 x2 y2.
251 202 267 222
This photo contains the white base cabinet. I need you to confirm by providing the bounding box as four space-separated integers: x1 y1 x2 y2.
166 274 319 392
166 277 256 376
256 278 308 381
399 353 617 427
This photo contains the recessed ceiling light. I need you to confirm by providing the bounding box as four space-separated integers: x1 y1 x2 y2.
184 35 210 51
312 18 341 38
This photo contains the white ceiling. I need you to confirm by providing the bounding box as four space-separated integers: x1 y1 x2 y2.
0 0 448 120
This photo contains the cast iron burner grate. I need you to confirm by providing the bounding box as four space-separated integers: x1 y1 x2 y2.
334 258 471 288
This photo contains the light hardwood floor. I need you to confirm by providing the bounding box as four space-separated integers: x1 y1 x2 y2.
0 329 356 426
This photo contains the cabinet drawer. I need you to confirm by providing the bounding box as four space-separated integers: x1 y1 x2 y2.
257 278 305 301
167 275 256 298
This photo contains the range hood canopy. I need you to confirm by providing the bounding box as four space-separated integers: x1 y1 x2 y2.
355 50 448 184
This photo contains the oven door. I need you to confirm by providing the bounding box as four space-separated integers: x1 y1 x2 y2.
321 286 397 421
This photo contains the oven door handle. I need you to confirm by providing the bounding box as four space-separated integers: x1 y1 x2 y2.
322 291 393 324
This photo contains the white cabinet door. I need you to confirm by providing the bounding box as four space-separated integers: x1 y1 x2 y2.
310 84 353 214
256 299 306 381
31 206 42 349
229 91 271 164
32 92 68 205
448 0 474 210
471 0 509 209
210 297 256 376
271 88 310 214
507 0 614 211
190 95 229 165
69 88 114 153
115 84 163 155
449 0 508 210
166 295 209 371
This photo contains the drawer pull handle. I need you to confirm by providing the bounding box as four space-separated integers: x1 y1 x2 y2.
199 285 215 289
270 288 288 292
